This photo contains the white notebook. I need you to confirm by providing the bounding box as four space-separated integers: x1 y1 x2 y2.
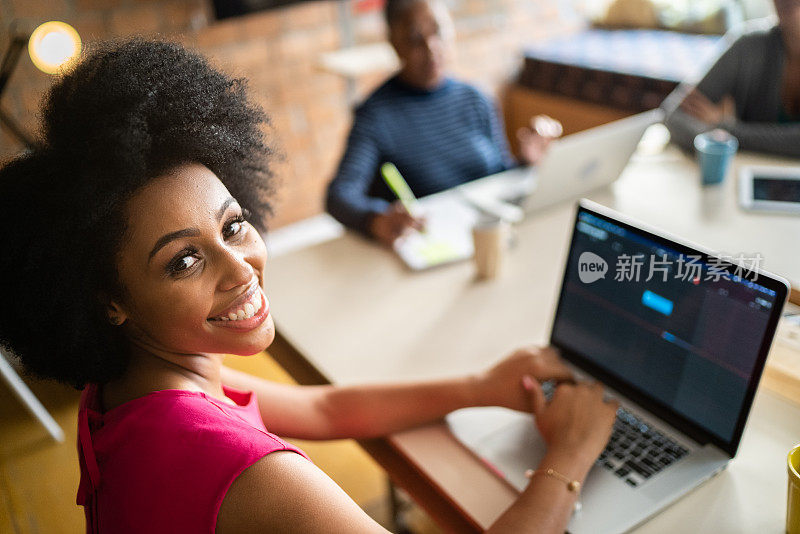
393 195 479 270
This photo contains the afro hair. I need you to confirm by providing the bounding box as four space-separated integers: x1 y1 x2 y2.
0 39 274 388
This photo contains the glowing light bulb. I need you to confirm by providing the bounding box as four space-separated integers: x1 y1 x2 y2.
28 21 81 74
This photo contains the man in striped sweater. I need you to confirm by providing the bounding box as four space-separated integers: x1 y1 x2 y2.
326 0 556 246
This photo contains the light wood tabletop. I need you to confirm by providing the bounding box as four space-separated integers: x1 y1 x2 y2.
265 145 800 532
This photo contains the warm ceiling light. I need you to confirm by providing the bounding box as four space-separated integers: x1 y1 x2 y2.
28 21 81 74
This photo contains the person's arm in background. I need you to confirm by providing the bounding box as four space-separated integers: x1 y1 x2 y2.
665 29 800 157
326 108 423 246
325 108 391 234
664 34 742 151
721 118 800 157
669 92 800 158
669 84 800 157
485 96 518 170
480 90 561 167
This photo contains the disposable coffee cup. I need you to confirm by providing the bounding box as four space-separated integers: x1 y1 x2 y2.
694 129 738 186
472 217 510 280
788 444 800 534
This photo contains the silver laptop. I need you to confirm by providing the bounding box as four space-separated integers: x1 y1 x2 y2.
446 199 789 533
524 109 663 212
458 109 663 218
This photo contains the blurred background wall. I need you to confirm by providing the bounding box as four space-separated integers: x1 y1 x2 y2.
0 0 577 228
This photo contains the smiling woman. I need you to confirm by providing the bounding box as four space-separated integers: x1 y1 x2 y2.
0 39 619 534
112 165 275 357
0 39 273 389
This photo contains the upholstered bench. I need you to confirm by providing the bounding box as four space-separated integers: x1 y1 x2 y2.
503 28 722 154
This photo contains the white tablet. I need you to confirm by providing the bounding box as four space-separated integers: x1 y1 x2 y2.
739 165 800 214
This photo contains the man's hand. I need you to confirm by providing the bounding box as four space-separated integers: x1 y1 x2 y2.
517 115 563 165
368 202 425 247
681 90 736 125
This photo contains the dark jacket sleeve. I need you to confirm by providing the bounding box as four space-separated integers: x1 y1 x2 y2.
325 108 391 234
664 35 744 152
725 120 800 158
665 28 800 157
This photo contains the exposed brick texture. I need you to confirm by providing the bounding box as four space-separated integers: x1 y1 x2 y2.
0 0 576 228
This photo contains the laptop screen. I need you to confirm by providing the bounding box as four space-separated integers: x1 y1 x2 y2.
550 202 788 456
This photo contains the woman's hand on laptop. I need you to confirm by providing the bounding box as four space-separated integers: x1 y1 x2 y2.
474 346 573 412
527 380 619 475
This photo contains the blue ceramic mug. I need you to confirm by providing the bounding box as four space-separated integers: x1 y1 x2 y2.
694 129 739 185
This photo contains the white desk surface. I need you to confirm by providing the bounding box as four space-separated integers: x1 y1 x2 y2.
265 146 800 532
587 148 800 289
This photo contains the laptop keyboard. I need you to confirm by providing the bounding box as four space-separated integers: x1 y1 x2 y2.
541 382 689 488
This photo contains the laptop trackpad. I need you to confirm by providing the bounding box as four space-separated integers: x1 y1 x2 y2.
446 407 663 533
446 407 546 491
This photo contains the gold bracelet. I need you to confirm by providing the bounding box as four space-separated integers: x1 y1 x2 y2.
525 468 581 495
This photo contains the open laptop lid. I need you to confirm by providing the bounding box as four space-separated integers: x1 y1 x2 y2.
524 109 663 212
549 200 789 458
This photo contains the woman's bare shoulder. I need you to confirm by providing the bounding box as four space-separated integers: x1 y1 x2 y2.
216 450 390 534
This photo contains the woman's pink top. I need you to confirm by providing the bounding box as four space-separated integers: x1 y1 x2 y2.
76 383 308 533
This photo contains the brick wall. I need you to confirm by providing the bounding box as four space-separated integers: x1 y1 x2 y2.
0 0 578 228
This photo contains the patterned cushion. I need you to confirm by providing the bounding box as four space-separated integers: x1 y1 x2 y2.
519 29 722 112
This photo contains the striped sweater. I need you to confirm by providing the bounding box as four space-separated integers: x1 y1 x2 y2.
325 75 516 234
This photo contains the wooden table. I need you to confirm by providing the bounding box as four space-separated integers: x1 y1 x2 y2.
266 145 800 532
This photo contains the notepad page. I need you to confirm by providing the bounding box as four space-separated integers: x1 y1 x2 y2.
393 195 479 270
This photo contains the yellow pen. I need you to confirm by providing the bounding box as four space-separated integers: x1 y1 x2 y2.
380 162 423 218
